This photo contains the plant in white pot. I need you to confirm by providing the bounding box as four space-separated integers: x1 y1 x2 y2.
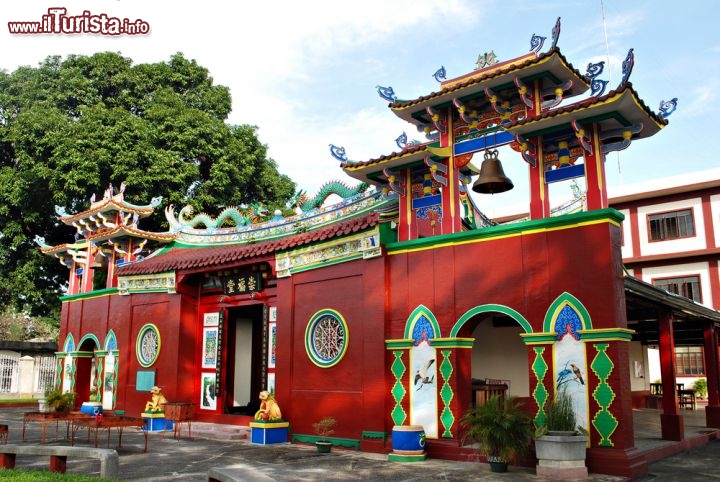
312 416 336 453
459 395 533 473
535 389 588 480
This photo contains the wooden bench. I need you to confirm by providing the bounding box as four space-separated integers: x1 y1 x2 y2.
0 444 119 479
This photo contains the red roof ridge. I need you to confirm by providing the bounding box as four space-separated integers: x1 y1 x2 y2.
118 211 380 276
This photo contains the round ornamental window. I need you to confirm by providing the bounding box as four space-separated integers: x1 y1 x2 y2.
305 309 349 368
136 324 161 367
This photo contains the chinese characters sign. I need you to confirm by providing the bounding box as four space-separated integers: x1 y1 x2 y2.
221 273 262 295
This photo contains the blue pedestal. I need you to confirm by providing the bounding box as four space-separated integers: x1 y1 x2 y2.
249 422 289 445
141 413 174 432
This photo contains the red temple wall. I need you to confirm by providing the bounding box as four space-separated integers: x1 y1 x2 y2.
389 220 626 339
275 256 388 439
59 291 191 414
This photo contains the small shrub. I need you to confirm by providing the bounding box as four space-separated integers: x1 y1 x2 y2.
312 417 336 441
44 387 75 412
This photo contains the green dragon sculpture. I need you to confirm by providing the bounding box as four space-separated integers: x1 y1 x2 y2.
165 203 269 230
290 180 369 212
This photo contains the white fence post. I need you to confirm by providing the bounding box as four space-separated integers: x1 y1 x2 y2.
18 356 34 395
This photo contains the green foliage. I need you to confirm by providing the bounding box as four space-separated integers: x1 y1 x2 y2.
459 396 533 463
0 306 58 341
312 417 336 441
694 378 708 398
0 52 296 316
536 389 587 437
0 468 107 481
43 387 75 412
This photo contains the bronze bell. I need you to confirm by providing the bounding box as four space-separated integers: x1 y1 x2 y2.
472 149 514 194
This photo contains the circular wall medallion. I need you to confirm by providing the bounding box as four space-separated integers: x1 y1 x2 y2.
136 324 161 367
305 309 349 368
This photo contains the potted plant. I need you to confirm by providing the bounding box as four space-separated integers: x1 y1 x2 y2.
535 389 588 480
44 387 76 413
694 378 708 399
459 395 533 473
312 416 336 453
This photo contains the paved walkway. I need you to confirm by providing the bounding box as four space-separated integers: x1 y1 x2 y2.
0 407 718 481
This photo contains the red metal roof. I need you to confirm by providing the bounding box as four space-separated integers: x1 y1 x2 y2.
118 212 380 275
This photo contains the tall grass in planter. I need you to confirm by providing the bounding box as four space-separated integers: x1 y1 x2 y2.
459 395 533 473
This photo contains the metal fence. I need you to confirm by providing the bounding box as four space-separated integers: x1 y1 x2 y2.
0 352 19 393
35 356 56 393
0 352 56 395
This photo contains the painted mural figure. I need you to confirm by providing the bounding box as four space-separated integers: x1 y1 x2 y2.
144 386 167 412
414 358 436 391
254 390 282 421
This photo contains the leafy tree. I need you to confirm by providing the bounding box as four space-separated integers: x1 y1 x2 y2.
0 52 296 317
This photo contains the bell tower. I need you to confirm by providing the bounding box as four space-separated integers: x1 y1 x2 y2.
342 18 672 236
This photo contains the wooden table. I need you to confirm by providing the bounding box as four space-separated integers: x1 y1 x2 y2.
71 415 149 452
162 402 194 439
23 412 91 444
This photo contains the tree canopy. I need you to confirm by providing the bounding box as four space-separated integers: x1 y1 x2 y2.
0 52 296 317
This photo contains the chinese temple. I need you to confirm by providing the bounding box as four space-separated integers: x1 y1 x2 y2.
39 18 720 478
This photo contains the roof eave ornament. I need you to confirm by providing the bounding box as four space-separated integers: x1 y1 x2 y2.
620 48 634 86
475 51 498 70
376 85 397 103
432 66 446 83
530 33 546 55
658 98 678 119
585 61 609 97
550 17 561 50
329 144 348 162
395 132 420 150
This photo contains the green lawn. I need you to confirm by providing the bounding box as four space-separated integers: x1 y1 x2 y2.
0 468 110 481
0 399 38 405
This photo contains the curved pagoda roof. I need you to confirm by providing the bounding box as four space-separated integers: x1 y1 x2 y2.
389 48 590 127
341 144 432 185
503 82 667 140
59 190 161 226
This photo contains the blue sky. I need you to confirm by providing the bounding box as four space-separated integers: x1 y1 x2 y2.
1 1 717 215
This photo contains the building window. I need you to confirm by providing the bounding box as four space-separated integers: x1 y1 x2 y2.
653 275 702 303
305 309 349 368
136 323 161 368
648 209 694 241
675 346 704 376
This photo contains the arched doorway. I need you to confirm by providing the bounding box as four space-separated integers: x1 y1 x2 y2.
452 305 532 409
75 336 100 408
470 312 530 398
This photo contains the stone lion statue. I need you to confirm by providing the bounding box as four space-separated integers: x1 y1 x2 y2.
254 390 282 421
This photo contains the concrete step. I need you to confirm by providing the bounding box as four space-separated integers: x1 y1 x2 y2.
189 422 250 441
